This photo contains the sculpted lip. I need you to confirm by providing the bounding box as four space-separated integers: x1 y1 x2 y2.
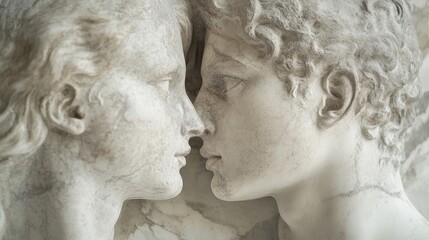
175 147 191 167
176 156 186 167
200 148 222 170
200 148 221 159
175 148 191 157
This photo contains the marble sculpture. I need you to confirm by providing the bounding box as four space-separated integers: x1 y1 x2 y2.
0 0 203 239
0 0 428 239
196 0 429 239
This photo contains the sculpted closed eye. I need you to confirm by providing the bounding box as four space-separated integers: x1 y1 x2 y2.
207 74 246 99
153 78 171 92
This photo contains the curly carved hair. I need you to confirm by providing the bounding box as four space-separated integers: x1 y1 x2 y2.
0 0 191 161
201 0 422 169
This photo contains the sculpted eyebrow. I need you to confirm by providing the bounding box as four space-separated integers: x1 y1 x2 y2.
211 45 246 67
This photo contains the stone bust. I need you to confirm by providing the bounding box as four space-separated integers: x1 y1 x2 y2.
0 0 203 239
196 0 429 239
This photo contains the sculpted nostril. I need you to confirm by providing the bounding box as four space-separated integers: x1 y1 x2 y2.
204 129 210 135
182 117 205 137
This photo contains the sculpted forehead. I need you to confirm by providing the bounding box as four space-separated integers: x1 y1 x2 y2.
120 17 185 77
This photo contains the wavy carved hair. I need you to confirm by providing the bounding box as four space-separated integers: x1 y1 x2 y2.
201 0 422 169
0 0 191 162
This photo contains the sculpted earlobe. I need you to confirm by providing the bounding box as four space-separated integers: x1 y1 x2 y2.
41 84 85 135
318 66 357 128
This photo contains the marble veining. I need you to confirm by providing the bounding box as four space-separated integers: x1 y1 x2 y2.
0 0 428 239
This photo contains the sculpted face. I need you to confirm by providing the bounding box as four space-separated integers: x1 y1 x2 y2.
0 1 204 238
195 31 324 201
0 0 203 214
79 14 203 200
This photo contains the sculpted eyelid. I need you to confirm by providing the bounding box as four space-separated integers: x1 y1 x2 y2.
222 75 245 93
149 68 180 84
160 76 173 81
148 77 170 86
223 79 244 93
158 67 181 82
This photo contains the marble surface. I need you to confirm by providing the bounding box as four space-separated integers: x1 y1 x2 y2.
402 0 429 222
115 143 279 240
115 1 429 239
0 0 203 239
0 0 428 239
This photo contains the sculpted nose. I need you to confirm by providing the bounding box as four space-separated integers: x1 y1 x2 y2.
194 93 215 135
181 97 204 138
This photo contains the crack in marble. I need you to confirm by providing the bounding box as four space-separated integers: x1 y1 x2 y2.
241 214 279 240
333 184 402 199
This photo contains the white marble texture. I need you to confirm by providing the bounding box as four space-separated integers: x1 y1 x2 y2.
402 0 429 222
116 1 429 239
0 0 428 239
115 143 279 240
0 0 203 239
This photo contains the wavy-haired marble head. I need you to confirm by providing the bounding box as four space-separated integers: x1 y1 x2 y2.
0 0 203 239
195 0 429 239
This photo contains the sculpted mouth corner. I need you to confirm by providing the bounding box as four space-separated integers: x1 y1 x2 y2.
199 147 221 159
205 155 222 170
176 156 186 167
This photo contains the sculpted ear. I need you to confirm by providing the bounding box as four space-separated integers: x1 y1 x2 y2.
318 66 357 128
41 84 85 135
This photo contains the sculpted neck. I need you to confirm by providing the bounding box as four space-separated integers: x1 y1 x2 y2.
29 176 121 240
273 136 429 240
3 138 123 240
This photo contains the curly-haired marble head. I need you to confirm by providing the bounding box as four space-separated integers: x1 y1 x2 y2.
196 0 429 239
